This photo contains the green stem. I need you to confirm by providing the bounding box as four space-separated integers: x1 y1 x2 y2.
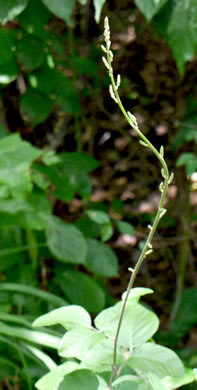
105 47 170 389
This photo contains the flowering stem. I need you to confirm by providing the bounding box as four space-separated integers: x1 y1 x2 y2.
102 17 172 389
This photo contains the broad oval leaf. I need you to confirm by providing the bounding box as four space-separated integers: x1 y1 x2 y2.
59 325 105 360
35 361 80 390
41 0 75 26
135 0 168 21
59 369 100 390
127 343 184 378
58 270 106 313
33 305 91 330
46 216 87 264
148 372 166 390
95 300 159 348
86 239 118 277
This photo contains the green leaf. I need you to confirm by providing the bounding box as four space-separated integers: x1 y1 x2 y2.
41 0 76 26
33 305 91 330
0 321 61 349
162 367 196 389
35 361 80 390
59 369 101 390
59 326 105 360
127 343 184 378
0 133 41 197
116 221 135 235
86 210 110 224
121 287 154 302
18 0 51 35
167 0 197 74
93 0 106 23
86 239 118 277
46 216 87 264
20 87 53 126
59 152 99 173
101 223 114 242
95 300 159 348
58 270 106 313
82 338 123 372
0 282 67 306
17 33 45 71
0 29 15 65
0 0 29 23
170 288 197 339
194 368 197 381
112 375 144 390
0 58 19 84
176 153 196 167
148 373 166 390
135 0 168 21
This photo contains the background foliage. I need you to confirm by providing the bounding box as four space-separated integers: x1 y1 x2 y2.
0 0 197 388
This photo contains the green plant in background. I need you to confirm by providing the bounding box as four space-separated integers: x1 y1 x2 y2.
30 18 197 390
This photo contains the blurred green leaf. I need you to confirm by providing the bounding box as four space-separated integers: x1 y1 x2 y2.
167 0 197 74
20 87 53 126
35 361 80 390
0 58 19 84
17 33 45 71
0 134 41 197
101 223 113 242
135 0 168 21
93 0 106 23
41 0 75 26
116 221 135 235
0 29 15 65
148 372 166 390
86 239 118 277
46 216 87 264
0 357 17 380
58 270 106 313
18 0 51 35
0 0 29 23
86 210 110 225
171 288 197 339
59 369 101 390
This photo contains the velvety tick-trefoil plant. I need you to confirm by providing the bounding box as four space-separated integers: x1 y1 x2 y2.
32 18 197 390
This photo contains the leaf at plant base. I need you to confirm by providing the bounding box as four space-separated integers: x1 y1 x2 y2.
162 367 196 389
59 325 105 360
35 361 80 390
18 0 51 36
0 0 29 23
148 372 166 390
58 270 106 313
112 375 145 390
122 287 154 303
17 33 45 71
0 133 41 197
135 0 168 21
86 210 110 225
33 305 91 330
170 288 197 339
116 221 135 235
93 0 106 23
41 0 75 26
86 239 118 277
127 343 184 378
46 216 87 264
59 369 101 390
20 87 53 126
176 153 197 167
95 300 159 348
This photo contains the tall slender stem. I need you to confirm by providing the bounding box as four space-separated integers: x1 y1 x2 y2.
101 17 172 389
